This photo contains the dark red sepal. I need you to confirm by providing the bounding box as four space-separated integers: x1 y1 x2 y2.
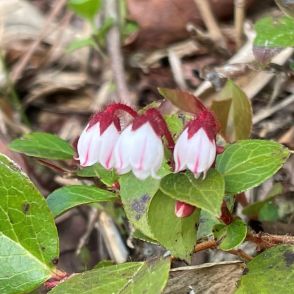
186 110 219 141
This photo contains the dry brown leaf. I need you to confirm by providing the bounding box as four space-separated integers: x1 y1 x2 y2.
164 261 245 294
126 0 254 50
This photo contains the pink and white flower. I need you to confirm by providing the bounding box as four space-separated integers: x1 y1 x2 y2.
77 121 120 168
175 201 196 218
174 111 218 178
77 103 137 169
114 108 174 180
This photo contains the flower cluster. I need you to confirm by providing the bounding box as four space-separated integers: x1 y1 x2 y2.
77 102 219 218
77 104 174 180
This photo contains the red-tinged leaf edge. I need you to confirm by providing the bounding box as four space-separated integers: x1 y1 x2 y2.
158 88 207 115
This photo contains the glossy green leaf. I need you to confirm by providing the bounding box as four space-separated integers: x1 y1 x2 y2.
217 80 252 141
259 201 279 222
95 17 114 45
132 230 158 244
254 16 294 48
148 191 199 260
197 210 220 240
0 154 58 294
242 183 283 218
160 170 225 217
9 132 74 160
47 185 117 217
51 259 170 294
77 163 118 186
164 114 184 137
119 174 160 238
67 37 95 52
68 0 101 20
120 258 170 293
216 140 289 194
214 219 247 251
236 245 294 293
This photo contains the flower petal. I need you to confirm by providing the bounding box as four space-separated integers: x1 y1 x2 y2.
98 123 120 169
196 131 216 173
114 125 132 174
132 168 151 180
77 123 101 167
174 128 189 172
130 123 164 179
186 128 202 174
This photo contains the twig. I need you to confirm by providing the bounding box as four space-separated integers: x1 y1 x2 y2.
76 207 98 255
234 0 246 48
228 249 253 261
194 232 294 260
194 0 226 48
11 0 68 82
243 48 294 99
236 192 249 207
37 159 71 173
104 0 132 105
195 240 252 261
247 232 294 249
167 49 187 90
220 200 234 225
186 24 230 58
253 94 294 124
96 211 129 263
195 240 218 252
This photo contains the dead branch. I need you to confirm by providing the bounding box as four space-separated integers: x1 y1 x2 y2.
11 0 68 82
194 0 226 48
105 0 133 105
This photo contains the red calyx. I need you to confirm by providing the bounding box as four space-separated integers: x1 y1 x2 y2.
186 110 219 140
131 108 175 149
87 103 137 135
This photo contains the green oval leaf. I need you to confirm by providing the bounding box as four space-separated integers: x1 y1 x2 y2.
77 163 118 186
214 219 247 251
197 210 220 240
160 169 225 217
9 132 74 160
213 80 252 142
51 259 170 294
47 185 117 217
236 245 294 293
0 154 59 294
242 183 283 218
148 191 199 261
216 140 290 194
68 0 101 20
119 174 161 238
254 16 294 48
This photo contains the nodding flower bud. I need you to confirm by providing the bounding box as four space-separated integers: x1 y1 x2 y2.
114 108 174 180
174 110 218 178
77 103 137 169
175 201 196 218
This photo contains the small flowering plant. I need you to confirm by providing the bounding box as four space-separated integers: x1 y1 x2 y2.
7 83 291 293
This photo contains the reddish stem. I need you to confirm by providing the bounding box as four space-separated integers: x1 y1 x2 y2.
105 103 137 117
146 108 175 150
220 200 233 225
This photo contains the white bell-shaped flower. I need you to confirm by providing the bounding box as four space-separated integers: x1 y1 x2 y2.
114 122 164 180
77 122 120 168
77 103 137 169
174 127 216 177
